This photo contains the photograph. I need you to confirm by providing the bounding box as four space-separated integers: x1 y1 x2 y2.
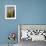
18 24 46 46
5 5 16 19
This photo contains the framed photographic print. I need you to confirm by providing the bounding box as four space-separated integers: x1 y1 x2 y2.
18 24 46 43
5 5 16 19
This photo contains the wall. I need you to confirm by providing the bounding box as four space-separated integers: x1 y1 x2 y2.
0 0 17 44
0 0 46 44
17 0 46 24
